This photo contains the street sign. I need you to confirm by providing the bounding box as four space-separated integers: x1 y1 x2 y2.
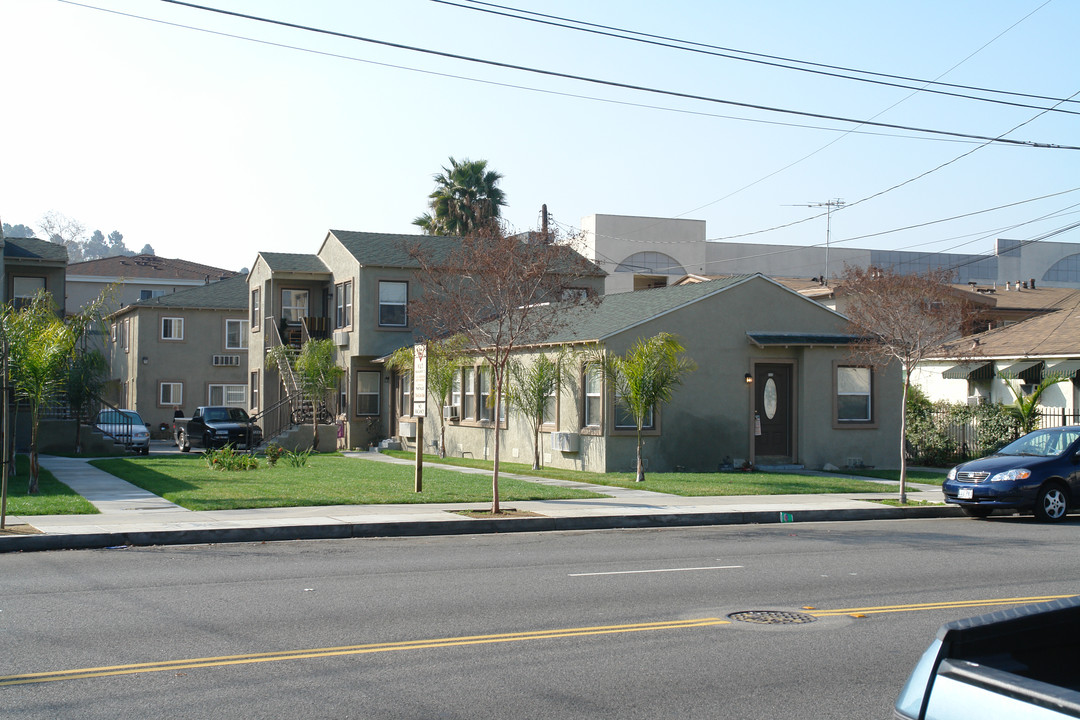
412 342 428 417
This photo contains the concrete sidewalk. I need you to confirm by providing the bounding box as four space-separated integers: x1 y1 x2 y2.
0 451 956 552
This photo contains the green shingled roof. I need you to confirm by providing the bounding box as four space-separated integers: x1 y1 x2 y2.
114 273 249 315
535 275 754 345
3 236 68 262
329 230 604 276
258 252 331 273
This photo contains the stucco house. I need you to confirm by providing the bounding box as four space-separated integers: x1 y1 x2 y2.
65 254 238 316
247 229 607 450
105 274 250 433
410 274 902 472
1 235 67 311
913 287 1080 419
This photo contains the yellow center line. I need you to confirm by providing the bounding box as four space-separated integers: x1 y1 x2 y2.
808 594 1075 617
0 618 729 686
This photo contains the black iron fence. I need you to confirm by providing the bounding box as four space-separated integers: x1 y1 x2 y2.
907 407 1080 466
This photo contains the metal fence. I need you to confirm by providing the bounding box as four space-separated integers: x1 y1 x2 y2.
907 408 1080 466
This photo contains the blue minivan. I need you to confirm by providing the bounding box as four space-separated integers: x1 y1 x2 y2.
943 426 1080 522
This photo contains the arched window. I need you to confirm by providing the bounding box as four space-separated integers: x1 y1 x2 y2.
614 251 686 275
1043 254 1080 283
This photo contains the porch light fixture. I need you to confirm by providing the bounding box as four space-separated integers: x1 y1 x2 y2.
141 356 149 365
744 373 753 384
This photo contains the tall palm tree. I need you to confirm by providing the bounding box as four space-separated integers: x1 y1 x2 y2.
413 157 507 236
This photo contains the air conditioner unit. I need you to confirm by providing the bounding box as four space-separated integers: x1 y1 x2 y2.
551 432 580 453
399 421 416 439
333 329 350 346
212 354 241 367
966 395 987 406
443 405 459 420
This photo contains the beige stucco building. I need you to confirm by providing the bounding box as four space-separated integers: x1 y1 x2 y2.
414 275 903 472
105 274 250 433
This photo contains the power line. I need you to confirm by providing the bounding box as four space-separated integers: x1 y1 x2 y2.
435 0 1080 116
452 0 1076 107
154 0 1079 149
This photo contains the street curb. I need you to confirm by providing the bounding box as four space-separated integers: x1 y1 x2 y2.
0 505 963 553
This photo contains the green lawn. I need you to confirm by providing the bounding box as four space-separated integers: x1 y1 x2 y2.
383 451 899 496
3 455 99 516
89 453 605 511
833 468 947 486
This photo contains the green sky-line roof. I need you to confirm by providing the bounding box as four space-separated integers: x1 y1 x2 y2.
3 236 69 263
111 274 249 317
523 275 757 346
257 252 331 274
328 230 605 276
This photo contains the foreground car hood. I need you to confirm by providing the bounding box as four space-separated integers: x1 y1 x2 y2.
955 453 1057 474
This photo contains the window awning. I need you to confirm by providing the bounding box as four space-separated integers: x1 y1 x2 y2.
997 360 1043 383
1044 360 1080 380
941 362 994 380
746 332 860 348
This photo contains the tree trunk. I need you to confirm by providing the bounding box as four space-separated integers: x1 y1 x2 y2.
899 377 909 504
491 374 502 513
438 417 447 459
532 418 540 470
28 406 40 495
635 428 645 482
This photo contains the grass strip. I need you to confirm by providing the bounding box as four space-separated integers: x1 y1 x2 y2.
3 455 99 516
383 451 898 496
89 453 604 511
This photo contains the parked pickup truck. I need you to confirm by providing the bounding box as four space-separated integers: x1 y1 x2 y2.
174 406 262 452
895 595 1080 719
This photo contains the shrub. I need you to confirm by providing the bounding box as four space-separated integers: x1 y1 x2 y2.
264 442 286 467
283 448 311 468
204 444 260 471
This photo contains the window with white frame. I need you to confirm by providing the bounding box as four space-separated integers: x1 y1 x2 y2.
542 385 557 426
378 281 407 327
250 371 259 410
584 366 603 427
281 289 308 324
451 372 462 415
837 366 873 423
335 280 353 329
251 288 260 330
463 368 476 420
161 317 184 340
479 367 493 421
225 319 249 350
399 371 412 417
160 382 183 406
356 371 380 416
209 384 246 407
12 276 45 309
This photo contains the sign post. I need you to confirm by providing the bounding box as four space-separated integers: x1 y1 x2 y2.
412 343 428 493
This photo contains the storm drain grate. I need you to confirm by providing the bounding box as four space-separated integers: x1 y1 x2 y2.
728 610 817 625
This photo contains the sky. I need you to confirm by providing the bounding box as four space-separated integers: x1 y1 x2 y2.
1 0 1077 274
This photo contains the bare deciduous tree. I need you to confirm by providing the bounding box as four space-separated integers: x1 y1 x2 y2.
840 265 980 503
408 223 599 513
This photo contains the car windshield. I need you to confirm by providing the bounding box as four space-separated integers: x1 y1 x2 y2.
997 428 1080 458
205 408 250 423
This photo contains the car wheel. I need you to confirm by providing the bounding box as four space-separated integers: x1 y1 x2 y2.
1034 483 1069 522
179 430 191 453
141 447 150 456
961 506 993 518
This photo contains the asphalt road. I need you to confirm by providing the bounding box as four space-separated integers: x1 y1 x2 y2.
3 515 1079 719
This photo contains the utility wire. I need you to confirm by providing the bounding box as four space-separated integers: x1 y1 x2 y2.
62 1 992 145
436 0 1079 115
453 0 1075 107
155 0 1078 149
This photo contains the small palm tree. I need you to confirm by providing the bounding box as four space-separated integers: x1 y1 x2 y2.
591 333 696 482
413 157 506 236
386 336 469 458
293 339 345 452
506 350 574 469
1004 377 1062 434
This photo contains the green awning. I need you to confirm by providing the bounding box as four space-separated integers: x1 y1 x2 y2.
941 362 994 380
997 360 1043 382
1044 360 1080 380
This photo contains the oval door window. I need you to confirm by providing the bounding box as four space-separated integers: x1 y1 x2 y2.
763 378 778 420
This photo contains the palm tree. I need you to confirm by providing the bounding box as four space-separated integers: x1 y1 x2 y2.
413 157 506 236
292 339 345 452
506 350 573 470
386 336 468 459
1004 377 1062 435
591 333 696 482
